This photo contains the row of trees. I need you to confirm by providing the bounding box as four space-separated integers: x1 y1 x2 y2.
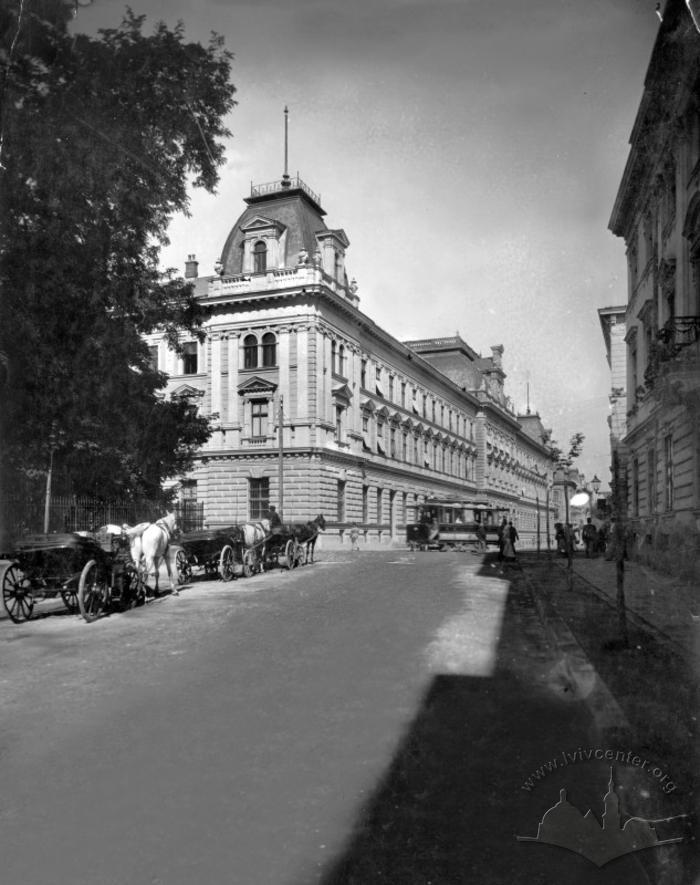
0 2 237 536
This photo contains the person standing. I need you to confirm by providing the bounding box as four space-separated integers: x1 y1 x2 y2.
582 517 597 558
504 521 518 562
349 523 360 551
497 517 508 562
476 521 487 552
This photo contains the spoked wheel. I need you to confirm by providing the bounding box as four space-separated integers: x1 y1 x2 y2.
2 564 34 623
78 559 109 623
61 582 80 614
175 549 192 584
123 564 147 609
284 539 299 570
242 549 256 578
219 545 235 582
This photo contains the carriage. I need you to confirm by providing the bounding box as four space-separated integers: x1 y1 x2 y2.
174 526 247 583
0 530 146 624
231 514 326 576
406 498 509 552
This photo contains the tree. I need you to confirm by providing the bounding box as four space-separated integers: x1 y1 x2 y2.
0 5 237 514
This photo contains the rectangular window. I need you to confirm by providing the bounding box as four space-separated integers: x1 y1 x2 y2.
423 394 427 418
362 414 369 433
402 432 408 462
401 382 406 408
251 399 268 438
647 448 656 514
362 485 369 522
388 375 394 401
402 492 407 526
249 477 269 521
183 342 198 375
390 427 397 458
377 420 384 439
376 488 382 524
335 404 344 441
432 400 436 422
664 435 674 510
337 480 346 522
149 346 159 371
361 359 367 388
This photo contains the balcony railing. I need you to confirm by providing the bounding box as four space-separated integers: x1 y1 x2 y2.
250 176 321 206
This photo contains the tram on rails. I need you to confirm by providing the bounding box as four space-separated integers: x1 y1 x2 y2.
406 497 510 551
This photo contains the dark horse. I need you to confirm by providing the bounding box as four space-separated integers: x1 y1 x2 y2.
287 514 326 564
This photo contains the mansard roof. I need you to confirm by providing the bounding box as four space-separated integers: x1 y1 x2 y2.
220 185 329 275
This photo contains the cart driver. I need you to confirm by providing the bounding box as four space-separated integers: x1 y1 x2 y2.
267 505 283 533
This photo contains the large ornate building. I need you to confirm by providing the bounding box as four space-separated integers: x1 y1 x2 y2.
609 0 700 575
148 169 556 545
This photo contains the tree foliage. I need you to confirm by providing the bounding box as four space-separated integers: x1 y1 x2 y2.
549 432 585 468
0 3 236 500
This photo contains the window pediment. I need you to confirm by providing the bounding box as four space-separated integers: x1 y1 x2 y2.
360 399 376 413
332 383 352 402
238 375 278 398
171 384 204 400
241 216 286 237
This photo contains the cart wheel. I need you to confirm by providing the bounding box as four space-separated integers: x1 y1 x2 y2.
284 539 298 570
78 559 109 623
2 564 34 623
242 549 256 578
219 545 235 582
175 549 192 584
60 586 79 614
124 563 146 608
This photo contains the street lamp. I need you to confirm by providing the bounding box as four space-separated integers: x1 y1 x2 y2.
591 474 601 496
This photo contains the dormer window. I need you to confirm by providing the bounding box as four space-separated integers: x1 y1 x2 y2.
253 240 267 274
243 334 258 369
335 250 343 281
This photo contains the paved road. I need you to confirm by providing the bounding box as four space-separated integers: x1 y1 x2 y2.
0 552 684 884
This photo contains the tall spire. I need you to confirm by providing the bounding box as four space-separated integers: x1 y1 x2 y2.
282 105 290 188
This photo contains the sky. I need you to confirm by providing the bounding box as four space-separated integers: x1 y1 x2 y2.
75 0 661 490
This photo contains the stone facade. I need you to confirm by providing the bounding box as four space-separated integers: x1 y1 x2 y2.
609 0 700 578
148 174 557 547
598 306 628 511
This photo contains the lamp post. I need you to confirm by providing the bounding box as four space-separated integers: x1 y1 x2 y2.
591 474 601 518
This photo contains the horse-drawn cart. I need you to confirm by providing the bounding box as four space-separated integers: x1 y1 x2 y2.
1 531 145 624
174 526 246 583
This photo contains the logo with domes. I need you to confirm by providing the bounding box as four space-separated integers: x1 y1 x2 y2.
517 768 687 867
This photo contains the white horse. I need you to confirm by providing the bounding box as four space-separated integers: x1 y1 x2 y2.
239 520 270 572
125 513 179 596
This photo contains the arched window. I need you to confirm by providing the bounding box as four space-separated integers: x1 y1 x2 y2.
243 334 258 369
253 240 267 274
262 332 277 367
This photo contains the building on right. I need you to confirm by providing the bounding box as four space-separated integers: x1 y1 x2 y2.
608 0 700 576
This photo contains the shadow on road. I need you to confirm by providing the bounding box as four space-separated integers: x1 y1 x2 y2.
311 559 696 885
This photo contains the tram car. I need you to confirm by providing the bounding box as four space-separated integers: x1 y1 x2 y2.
406 498 509 551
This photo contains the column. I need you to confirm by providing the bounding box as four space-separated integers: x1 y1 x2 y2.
278 328 290 440
210 334 222 419
475 411 487 493
297 326 308 422
228 335 239 426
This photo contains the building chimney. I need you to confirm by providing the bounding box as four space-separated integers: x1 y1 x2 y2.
184 254 199 279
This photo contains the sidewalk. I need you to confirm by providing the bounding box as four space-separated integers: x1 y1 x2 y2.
564 553 700 662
